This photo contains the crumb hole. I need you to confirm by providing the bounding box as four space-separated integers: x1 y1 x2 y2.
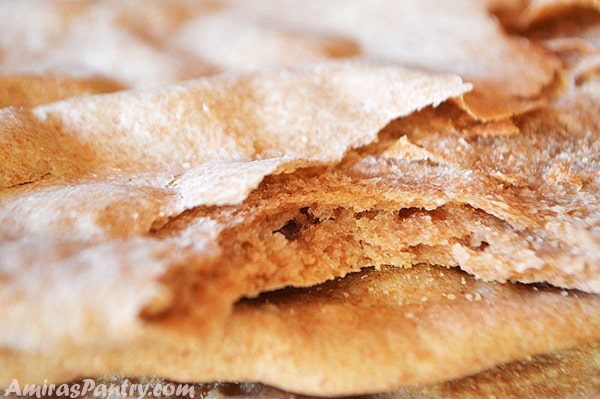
355 210 378 220
397 207 422 219
276 219 302 241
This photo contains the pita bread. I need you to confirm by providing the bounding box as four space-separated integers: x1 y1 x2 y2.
145 76 600 332
186 0 562 119
1 63 599 395
145 340 600 399
0 60 470 349
3 265 600 396
2 2 600 397
0 0 560 119
6 340 598 398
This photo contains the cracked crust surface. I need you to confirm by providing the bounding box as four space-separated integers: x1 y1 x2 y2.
0 61 471 351
1 68 600 394
2 1 600 396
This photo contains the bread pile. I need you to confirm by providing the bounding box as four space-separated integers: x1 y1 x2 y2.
1 0 600 398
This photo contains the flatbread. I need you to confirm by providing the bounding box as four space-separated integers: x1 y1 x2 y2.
1 62 599 395
2 2 600 397
145 76 600 331
0 0 561 119
1 60 468 190
186 0 561 120
6 340 597 399
169 340 600 399
3 265 600 396
0 60 470 350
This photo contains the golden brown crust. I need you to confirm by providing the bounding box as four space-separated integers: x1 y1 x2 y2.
6 340 597 399
2 61 600 396
147 77 600 330
0 60 470 351
2 1 600 396
3 265 600 396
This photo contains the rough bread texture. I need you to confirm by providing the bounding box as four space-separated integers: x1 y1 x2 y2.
0 61 470 351
2 1 600 396
147 78 600 331
1 70 600 394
